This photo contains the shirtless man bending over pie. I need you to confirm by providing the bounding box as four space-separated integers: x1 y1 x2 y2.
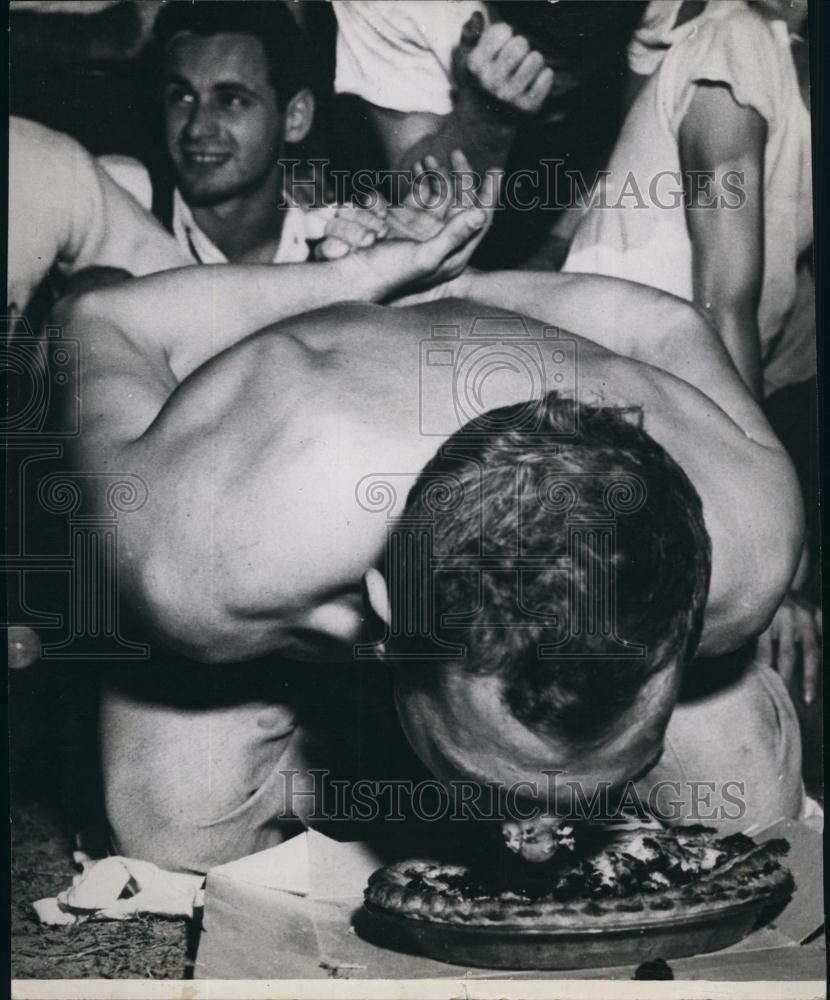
56 208 806 873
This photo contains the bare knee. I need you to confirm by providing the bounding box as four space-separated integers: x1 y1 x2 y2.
649 662 803 832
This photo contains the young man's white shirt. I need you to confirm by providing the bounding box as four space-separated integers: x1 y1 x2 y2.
100 155 328 265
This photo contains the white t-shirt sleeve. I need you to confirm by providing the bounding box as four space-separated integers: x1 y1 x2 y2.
658 11 782 137
626 0 685 76
333 0 486 115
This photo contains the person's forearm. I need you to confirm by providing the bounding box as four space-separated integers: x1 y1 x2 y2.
81 255 387 381
459 270 725 378
395 106 517 177
678 84 765 400
455 269 776 446
366 96 516 183
701 305 763 400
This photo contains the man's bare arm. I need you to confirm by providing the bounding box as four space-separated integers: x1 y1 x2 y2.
63 207 489 384
72 259 382 384
369 17 553 178
679 84 766 398
373 100 518 179
454 269 775 447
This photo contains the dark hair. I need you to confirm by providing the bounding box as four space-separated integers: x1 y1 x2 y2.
391 393 711 745
494 1 647 64
153 1 310 107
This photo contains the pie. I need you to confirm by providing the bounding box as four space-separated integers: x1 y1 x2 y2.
364 823 793 928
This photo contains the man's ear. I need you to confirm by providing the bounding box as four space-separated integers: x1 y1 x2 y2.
284 88 315 144
363 567 392 628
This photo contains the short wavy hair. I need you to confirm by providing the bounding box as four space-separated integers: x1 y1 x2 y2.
153 1 311 108
390 392 711 745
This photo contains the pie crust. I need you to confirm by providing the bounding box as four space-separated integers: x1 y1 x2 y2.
364 827 793 929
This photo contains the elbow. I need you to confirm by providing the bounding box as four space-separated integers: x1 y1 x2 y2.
751 487 805 635
737 465 804 642
694 289 761 344
703 455 804 655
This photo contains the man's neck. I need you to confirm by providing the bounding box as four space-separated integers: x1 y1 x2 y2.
189 168 287 263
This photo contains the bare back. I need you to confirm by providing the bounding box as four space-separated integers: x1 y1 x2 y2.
66 296 798 662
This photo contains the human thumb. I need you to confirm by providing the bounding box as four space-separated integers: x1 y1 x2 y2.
460 11 485 51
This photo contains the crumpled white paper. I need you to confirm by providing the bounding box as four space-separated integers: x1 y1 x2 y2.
33 855 204 925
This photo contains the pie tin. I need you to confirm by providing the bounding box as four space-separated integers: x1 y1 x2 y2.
361 887 792 970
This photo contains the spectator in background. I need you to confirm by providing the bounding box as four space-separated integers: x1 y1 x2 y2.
563 0 812 401
562 0 819 705
101 2 330 264
333 1 645 268
334 1 645 175
8 116 190 316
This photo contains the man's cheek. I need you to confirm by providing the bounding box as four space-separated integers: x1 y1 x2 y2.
164 114 186 149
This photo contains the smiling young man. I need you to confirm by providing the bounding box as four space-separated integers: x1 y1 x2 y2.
102 2 322 264
54 195 808 872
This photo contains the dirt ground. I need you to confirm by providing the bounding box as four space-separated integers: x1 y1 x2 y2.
10 663 191 981
11 798 192 980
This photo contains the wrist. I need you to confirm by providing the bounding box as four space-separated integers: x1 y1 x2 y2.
452 268 480 300
335 251 390 303
454 85 522 138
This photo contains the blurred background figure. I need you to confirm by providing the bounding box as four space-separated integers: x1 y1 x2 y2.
333 0 647 267
9 1 164 157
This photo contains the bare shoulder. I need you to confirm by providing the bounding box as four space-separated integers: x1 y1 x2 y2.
275 301 417 351
49 290 173 463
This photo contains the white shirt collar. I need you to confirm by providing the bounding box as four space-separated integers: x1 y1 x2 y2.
172 189 328 264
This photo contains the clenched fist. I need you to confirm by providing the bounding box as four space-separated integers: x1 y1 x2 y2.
452 12 555 118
